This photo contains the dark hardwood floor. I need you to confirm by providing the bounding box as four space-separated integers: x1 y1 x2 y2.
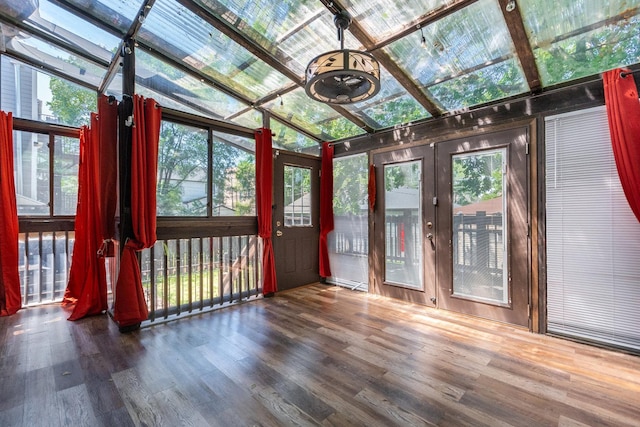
1 283 639 426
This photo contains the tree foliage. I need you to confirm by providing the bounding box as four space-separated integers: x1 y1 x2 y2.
47 78 95 126
453 152 503 206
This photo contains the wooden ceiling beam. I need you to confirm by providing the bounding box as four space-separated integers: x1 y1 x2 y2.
497 0 542 92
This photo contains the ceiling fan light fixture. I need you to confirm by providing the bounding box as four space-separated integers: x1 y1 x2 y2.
305 12 380 104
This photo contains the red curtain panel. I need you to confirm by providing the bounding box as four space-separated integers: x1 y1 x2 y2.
603 69 640 222
63 96 117 320
98 95 119 245
255 128 276 295
113 95 161 327
368 164 376 211
319 142 334 278
63 116 108 320
0 111 21 316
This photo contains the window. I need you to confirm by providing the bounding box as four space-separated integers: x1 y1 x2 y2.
14 130 80 217
156 120 256 217
1 56 96 127
156 122 208 216
283 165 312 226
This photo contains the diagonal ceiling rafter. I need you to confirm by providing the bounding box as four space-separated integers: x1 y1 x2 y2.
175 0 374 134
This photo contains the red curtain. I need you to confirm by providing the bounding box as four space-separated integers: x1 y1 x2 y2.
0 111 21 316
62 116 108 319
319 142 334 277
368 164 376 210
255 128 276 295
113 95 161 327
63 96 118 320
603 68 640 222
98 96 119 246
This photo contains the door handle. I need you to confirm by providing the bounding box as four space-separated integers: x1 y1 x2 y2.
276 230 283 237
426 233 433 241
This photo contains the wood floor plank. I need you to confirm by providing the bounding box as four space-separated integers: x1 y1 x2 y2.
56 383 99 427
2 284 640 427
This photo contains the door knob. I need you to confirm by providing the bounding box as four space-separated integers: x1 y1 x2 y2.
276 230 283 237
426 233 433 240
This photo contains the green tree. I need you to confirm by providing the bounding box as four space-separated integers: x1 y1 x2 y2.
453 152 503 206
157 123 208 216
333 154 368 215
47 78 96 126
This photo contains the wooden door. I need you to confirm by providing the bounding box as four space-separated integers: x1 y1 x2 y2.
272 150 321 291
372 145 437 306
435 127 530 327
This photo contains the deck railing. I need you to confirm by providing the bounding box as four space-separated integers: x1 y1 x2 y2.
140 234 262 323
17 219 262 323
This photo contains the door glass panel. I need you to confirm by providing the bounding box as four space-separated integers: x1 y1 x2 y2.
452 148 507 304
384 161 423 290
284 165 312 227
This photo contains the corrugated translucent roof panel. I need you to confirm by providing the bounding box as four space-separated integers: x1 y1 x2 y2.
61 0 144 34
263 87 366 141
139 0 291 102
194 0 360 77
518 0 640 86
135 49 248 119
342 0 455 43
271 120 320 154
0 0 119 64
384 0 528 110
340 67 431 129
1 23 106 88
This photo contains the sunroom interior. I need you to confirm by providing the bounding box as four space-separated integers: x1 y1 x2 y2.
0 0 640 342
0 0 640 425
1 0 640 424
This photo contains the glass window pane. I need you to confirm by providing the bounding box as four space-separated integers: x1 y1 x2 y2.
53 135 80 216
384 160 422 289
329 154 369 290
1 56 96 127
0 0 120 63
194 0 355 76
428 58 528 111
519 0 640 86
157 122 208 216
14 131 50 216
452 149 507 304
212 135 256 216
284 165 312 227
60 0 143 35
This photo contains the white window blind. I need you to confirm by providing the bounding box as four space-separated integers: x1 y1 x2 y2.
545 106 640 351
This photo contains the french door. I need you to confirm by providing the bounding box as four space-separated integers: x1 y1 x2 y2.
372 145 436 306
373 127 530 327
435 128 529 327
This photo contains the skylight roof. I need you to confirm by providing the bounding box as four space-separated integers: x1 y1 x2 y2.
1 0 638 143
